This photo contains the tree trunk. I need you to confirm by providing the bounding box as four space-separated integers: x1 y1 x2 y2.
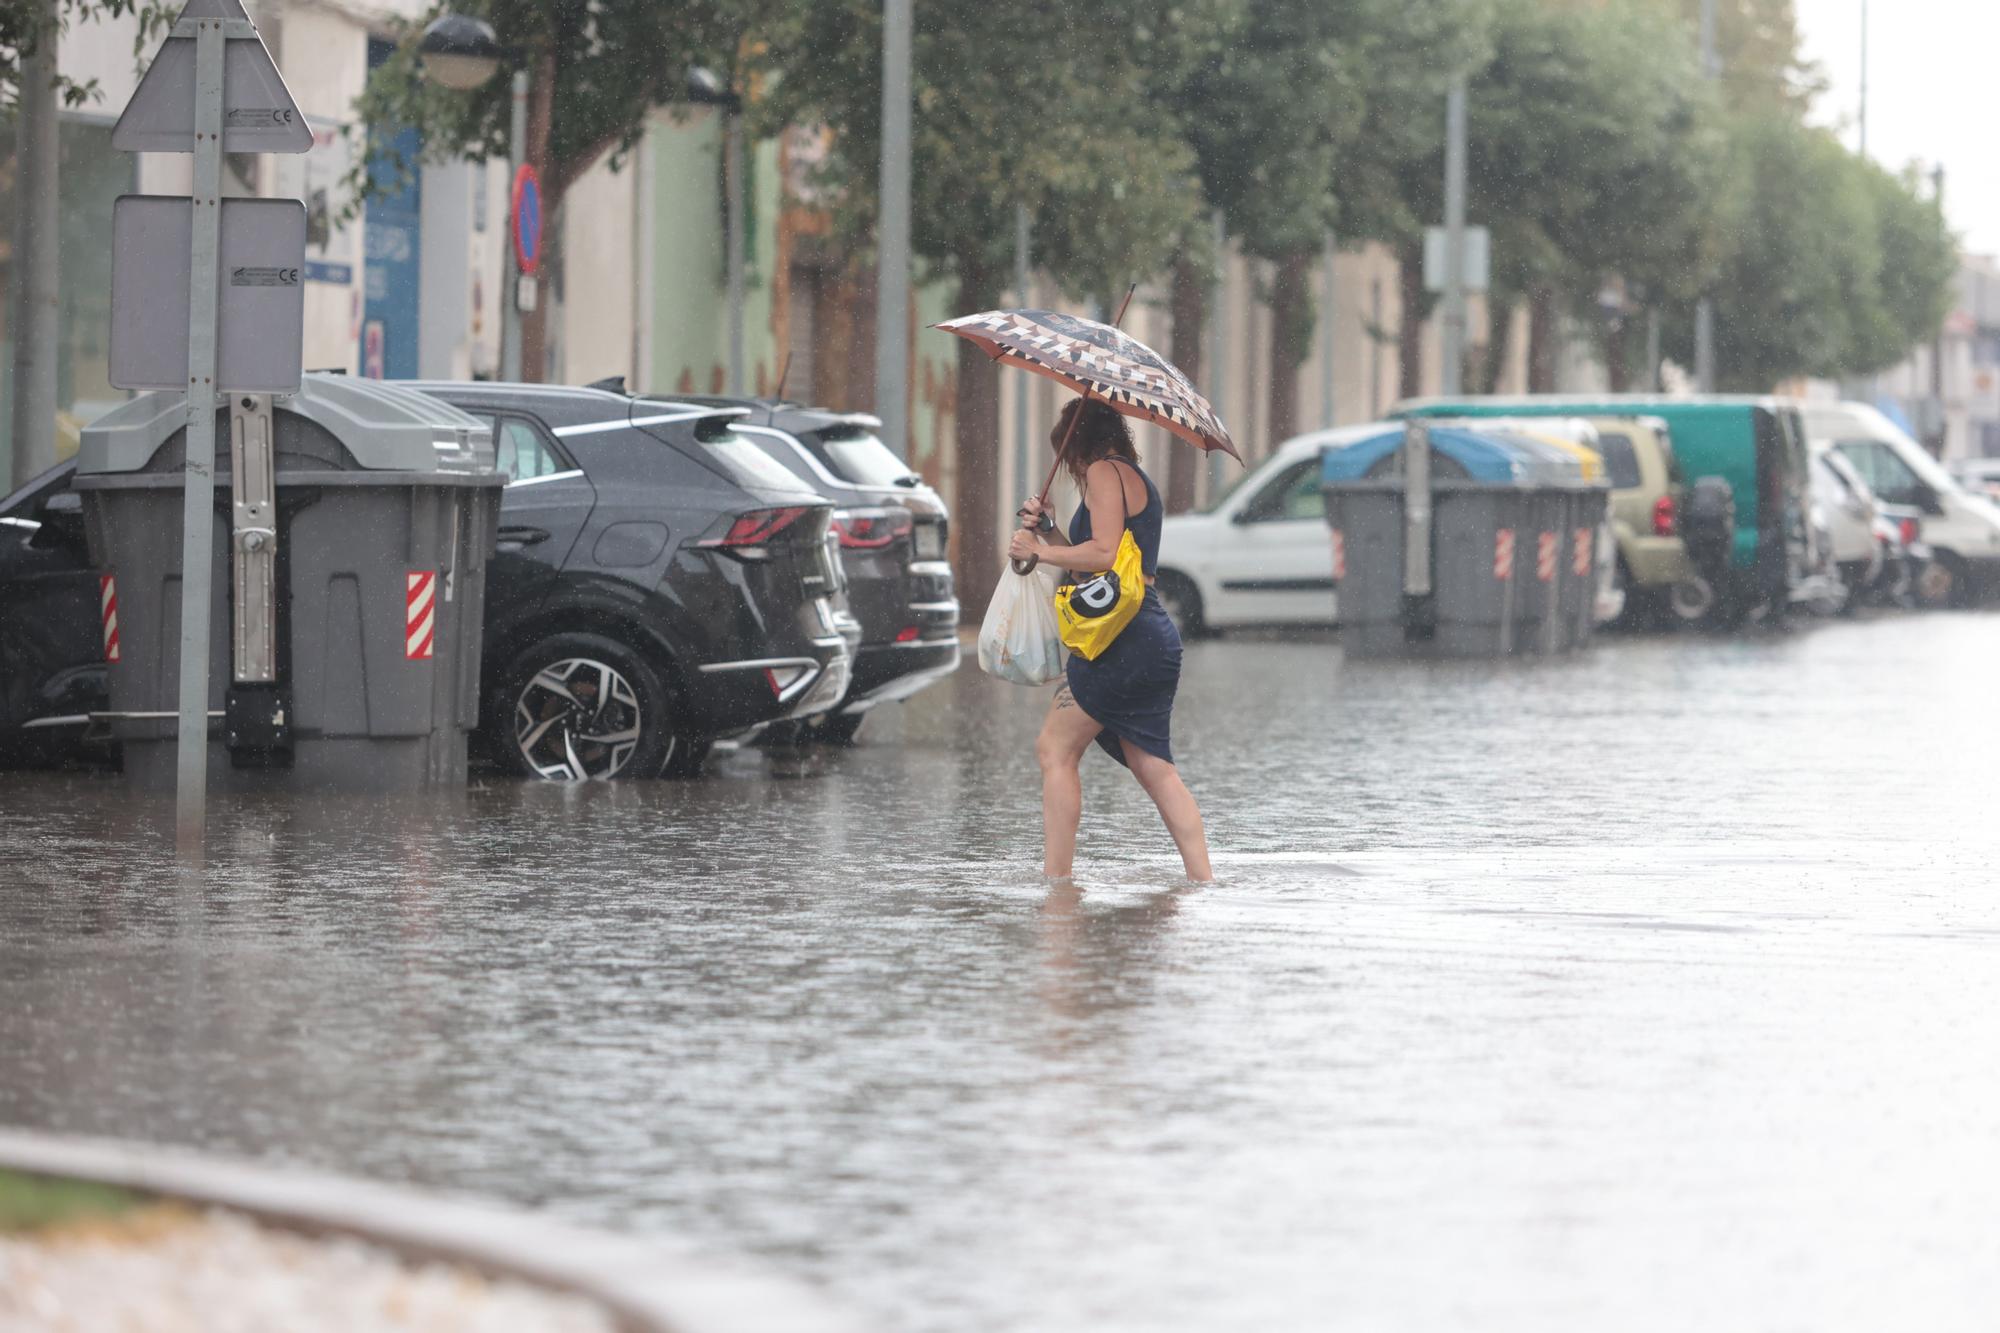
518 48 559 382
1267 249 1314 446
954 265 1005 617
1483 298 1515 393
1527 286 1558 393
1397 239 1426 402
1604 316 1630 392
1166 253 1205 513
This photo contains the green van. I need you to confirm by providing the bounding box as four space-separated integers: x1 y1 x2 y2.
1396 396 1821 620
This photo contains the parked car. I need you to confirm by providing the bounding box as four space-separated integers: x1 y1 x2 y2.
663 395 959 744
1810 447 1883 611
1803 401 2000 607
409 381 852 778
1946 456 2000 502
1155 426 1349 636
1582 415 1691 625
0 459 110 767
1401 396 1830 626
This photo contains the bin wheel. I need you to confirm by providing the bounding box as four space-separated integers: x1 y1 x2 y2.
1156 571 1211 639
494 632 677 781
1916 551 1969 608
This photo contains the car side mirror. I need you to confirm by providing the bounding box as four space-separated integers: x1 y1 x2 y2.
30 490 86 552
1916 483 1946 517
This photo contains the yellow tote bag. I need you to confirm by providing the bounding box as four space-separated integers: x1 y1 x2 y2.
1055 528 1145 660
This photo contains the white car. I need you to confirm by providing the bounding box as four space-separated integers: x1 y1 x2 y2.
1803 401 2000 606
1810 446 1883 606
1155 426 1383 635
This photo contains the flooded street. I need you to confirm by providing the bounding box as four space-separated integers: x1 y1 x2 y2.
4 615 2000 1331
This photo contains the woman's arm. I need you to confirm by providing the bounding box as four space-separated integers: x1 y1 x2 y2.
1008 461 1125 572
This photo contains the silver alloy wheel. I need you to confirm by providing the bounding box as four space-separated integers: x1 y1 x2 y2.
1669 574 1715 623
513 656 645 780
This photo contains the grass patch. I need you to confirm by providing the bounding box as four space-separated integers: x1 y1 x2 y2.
0 1169 148 1234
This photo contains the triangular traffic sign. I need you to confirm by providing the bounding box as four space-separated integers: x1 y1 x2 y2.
111 0 312 154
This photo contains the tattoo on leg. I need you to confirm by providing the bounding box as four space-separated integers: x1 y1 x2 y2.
1054 684 1075 709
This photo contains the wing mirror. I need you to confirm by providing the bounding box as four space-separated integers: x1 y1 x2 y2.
30 489 87 552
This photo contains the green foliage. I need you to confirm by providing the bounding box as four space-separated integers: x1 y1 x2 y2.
349 0 771 207
760 0 1199 307
0 1169 145 1233
0 0 169 109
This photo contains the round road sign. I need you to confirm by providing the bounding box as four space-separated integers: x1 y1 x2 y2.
512 164 543 276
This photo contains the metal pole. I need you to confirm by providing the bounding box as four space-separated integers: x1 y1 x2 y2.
1320 230 1337 427
725 108 745 395
873 0 912 458
1012 202 1030 507
500 68 528 381
1646 309 1663 392
1859 0 1868 159
1441 73 1468 398
176 15 228 847
8 0 60 490
1206 206 1226 496
1695 0 1717 392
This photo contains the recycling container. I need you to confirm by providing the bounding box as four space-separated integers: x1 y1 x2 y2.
1322 424 1537 657
1479 428 1611 653
73 374 502 792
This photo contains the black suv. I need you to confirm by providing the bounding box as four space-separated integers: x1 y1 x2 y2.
0 388 854 779
671 397 959 744
408 382 853 777
0 459 106 766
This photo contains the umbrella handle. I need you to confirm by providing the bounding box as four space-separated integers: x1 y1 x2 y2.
1011 553 1040 576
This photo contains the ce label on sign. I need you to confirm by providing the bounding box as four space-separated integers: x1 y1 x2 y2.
226 108 298 128
230 265 301 287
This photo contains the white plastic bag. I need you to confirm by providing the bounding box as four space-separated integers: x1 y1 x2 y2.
978 562 1066 685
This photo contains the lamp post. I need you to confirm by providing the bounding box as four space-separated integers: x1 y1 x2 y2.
417 14 529 380
685 67 745 396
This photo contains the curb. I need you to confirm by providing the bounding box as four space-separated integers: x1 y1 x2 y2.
0 1128 860 1333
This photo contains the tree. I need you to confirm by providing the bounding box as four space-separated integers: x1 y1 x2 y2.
765 0 1200 610
1855 162 1956 373
351 1 768 380
0 0 160 107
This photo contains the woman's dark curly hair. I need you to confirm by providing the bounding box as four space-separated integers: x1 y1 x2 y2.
1052 397 1137 490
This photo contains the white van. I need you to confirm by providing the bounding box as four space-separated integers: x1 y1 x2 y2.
1801 402 2000 606
1155 425 1386 634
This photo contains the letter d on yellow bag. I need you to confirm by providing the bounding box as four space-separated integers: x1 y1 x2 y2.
1055 529 1144 660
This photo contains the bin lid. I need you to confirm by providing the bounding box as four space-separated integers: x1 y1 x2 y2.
78 373 494 476
1481 425 1606 484
1319 424 1527 485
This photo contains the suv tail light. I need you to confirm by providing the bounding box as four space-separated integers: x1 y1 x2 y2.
1652 494 1677 537
832 506 915 549
701 506 812 554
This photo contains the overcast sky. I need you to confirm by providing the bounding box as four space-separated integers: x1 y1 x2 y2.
1794 0 1998 254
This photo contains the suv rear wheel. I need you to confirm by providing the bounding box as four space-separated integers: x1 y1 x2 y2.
493 632 678 780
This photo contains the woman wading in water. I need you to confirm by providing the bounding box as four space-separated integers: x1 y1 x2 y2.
1009 398 1213 883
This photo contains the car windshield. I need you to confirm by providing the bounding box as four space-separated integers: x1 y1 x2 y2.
815 430 920 487
1831 408 1963 492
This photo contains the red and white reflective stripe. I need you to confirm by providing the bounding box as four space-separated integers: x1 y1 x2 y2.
405 570 436 660
1572 527 1592 577
1493 529 1515 580
1536 531 1557 582
1330 529 1346 581
99 573 120 663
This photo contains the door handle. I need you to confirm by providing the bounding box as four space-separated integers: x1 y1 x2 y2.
497 525 551 550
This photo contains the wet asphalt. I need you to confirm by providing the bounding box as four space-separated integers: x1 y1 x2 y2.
2 612 1998 1331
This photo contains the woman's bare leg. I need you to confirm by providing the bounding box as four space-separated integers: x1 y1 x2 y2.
1120 740 1213 882
1036 682 1103 879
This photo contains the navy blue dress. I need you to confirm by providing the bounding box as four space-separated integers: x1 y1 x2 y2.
1065 461 1183 768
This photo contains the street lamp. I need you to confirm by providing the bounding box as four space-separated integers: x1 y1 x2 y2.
685 66 745 396
417 14 504 91
419 12 531 380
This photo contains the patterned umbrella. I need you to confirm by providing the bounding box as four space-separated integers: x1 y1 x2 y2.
935 306 1241 466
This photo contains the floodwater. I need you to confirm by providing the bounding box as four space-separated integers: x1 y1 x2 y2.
3 614 1999 1331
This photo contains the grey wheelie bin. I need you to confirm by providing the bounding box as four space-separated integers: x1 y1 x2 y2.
1475 427 1611 653
73 374 502 793
1321 423 1538 657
